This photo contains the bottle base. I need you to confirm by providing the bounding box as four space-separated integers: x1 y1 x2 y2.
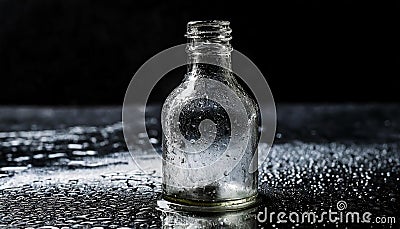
158 194 258 212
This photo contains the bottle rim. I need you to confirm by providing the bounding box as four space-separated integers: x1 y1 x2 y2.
186 20 232 41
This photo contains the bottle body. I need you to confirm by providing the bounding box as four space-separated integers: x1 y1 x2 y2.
161 21 260 207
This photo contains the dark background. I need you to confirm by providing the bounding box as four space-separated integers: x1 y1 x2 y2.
0 0 397 105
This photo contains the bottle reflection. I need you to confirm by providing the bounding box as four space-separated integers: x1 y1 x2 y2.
159 205 257 228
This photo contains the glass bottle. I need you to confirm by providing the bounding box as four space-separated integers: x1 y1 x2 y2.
161 20 260 209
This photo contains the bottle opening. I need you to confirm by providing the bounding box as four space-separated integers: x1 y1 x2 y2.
186 20 232 41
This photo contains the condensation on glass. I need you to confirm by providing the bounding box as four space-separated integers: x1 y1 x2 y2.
161 20 260 209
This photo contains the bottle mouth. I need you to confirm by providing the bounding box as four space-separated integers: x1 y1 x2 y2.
186 20 232 41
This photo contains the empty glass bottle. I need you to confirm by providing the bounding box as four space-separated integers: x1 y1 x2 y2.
161 20 260 209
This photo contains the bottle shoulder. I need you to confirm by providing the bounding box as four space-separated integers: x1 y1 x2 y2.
162 75 259 118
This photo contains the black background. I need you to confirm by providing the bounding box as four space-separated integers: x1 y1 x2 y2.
0 0 397 105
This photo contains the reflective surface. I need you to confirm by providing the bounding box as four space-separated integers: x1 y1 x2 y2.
0 105 399 228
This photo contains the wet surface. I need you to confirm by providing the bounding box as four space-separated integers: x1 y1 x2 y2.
0 105 399 228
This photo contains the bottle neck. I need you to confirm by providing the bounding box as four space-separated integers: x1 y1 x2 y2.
185 21 233 81
187 42 232 80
